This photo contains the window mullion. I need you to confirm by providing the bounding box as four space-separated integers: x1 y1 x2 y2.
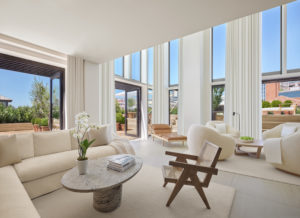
282 5 287 75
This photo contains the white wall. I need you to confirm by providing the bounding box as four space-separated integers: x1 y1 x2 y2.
179 30 211 135
84 61 100 124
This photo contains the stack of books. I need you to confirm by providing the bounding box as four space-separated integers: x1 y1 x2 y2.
107 155 136 172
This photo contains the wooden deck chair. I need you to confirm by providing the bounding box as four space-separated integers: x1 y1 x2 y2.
162 140 222 209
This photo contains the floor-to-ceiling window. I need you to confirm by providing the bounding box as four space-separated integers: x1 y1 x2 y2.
211 24 226 120
169 39 179 130
261 1 300 131
0 54 64 133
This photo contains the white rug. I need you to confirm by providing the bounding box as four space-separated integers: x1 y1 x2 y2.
131 139 300 186
33 165 235 218
217 151 300 186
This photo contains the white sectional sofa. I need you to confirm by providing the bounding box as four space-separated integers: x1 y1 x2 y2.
0 129 134 218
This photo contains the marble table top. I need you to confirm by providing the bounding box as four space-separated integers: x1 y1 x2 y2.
61 155 143 193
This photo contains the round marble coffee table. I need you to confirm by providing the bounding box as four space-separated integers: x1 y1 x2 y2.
61 155 143 212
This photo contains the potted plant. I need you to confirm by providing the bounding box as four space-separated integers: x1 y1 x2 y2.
120 115 125 131
40 118 49 131
70 112 97 175
116 113 123 131
34 118 41 132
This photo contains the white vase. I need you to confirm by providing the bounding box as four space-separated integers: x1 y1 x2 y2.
77 159 88 175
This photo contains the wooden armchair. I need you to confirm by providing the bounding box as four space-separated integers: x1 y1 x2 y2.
162 140 222 209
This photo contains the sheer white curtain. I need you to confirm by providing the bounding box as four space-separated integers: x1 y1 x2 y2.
152 43 169 124
66 56 84 128
224 13 262 138
99 61 115 128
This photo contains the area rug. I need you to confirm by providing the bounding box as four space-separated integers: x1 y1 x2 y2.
217 151 300 186
131 139 300 186
33 165 235 218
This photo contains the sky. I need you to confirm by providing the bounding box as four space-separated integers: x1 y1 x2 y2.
0 69 50 107
213 0 300 77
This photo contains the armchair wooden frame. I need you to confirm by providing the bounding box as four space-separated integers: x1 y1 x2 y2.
162 141 222 209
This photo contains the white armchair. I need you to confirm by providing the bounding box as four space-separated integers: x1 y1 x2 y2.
263 123 300 176
205 121 240 138
187 124 235 160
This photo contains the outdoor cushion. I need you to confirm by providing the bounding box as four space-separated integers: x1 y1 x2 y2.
17 133 34 159
0 165 40 218
87 125 112 147
33 130 71 156
151 124 171 130
14 149 78 183
0 134 21 167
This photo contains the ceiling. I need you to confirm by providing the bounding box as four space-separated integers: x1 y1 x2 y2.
0 0 293 64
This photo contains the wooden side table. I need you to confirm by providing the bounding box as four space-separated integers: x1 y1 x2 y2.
235 139 263 158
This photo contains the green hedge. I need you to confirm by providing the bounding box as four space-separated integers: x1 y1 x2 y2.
0 104 34 123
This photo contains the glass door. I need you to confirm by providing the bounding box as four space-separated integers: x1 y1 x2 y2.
125 90 138 136
115 81 141 138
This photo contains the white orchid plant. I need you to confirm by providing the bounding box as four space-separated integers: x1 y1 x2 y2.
71 112 99 161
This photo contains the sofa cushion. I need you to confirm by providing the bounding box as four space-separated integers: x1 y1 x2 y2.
33 130 71 156
87 125 112 147
17 133 34 159
14 145 118 183
14 150 77 183
0 165 40 218
86 145 118 159
0 134 21 167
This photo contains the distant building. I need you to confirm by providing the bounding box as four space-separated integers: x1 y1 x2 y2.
0 95 12 107
265 82 300 105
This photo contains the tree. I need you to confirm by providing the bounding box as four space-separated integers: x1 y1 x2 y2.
212 87 224 111
52 87 60 119
30 78 50 118
127 98 136 111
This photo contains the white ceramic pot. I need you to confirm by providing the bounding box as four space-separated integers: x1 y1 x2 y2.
77 159 88 175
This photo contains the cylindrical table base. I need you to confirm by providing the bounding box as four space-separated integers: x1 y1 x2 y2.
93 185 122 212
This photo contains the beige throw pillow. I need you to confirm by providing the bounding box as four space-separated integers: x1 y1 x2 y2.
0 134 21 167
88 125 112 147
16 133 34 159
33 130 71 156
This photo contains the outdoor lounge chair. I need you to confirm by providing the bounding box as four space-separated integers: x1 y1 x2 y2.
151 124 187 146
162 140 222 209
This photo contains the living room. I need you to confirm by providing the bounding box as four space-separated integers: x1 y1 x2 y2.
0 0 300 218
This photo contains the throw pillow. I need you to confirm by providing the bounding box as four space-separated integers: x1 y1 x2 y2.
215 123 227 134
281 125 296 137
88 124 112 147
0 134 21 167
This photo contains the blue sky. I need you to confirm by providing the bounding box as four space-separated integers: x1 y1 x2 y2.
0 69 50 107
213 24 226 80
